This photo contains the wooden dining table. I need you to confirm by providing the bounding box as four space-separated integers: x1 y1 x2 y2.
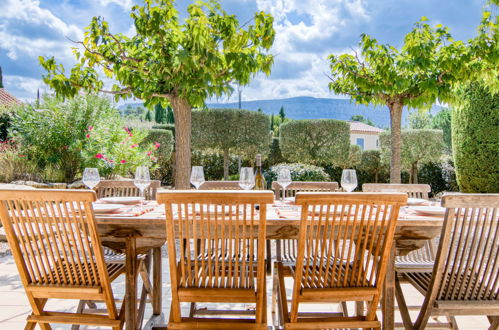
95 201 444 330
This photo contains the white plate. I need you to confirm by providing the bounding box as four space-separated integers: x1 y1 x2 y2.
92 203 126 213
410 206 446 216
100 197 145 205
407 198 427 206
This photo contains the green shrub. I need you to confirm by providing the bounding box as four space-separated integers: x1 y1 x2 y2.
141 129 174 183
279 119 350 166
11 95 158 182
192 151 240 181
0 140 39 182
151 124 175 137
265 163 330 186
418 160 458 196
452 83 499 192
0 113 11 141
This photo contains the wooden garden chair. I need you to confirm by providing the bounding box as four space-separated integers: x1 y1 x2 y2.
395 193 499 330
199 180 242 190
157 190 274 329
362 183 431 199
0 189 127 329
270 181 339 274
273 192 406 329
272 181 340 200
95 179 157 328
96 179 161 200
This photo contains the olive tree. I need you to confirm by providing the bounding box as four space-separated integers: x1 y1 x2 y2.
279 119 350 166
192 108 270 179
380 129 444 183
39 0 275 188
328 2 498 183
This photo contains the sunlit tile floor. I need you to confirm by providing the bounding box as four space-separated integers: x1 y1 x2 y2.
0 255 491 329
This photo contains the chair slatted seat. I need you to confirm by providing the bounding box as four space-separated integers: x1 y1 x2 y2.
199 180 242 190
0 189 127 329
157 190 274 329
396 194 499 330
273 192 406 329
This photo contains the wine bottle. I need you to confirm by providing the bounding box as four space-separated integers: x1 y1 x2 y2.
254 154 266 190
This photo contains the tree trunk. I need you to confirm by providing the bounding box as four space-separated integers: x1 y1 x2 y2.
171 97 192 189
223 149 229 180
388 101 403 183
412 162 418 184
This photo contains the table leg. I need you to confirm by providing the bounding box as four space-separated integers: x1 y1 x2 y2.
152 247 162 315
125 235 138 330
382 245 396 330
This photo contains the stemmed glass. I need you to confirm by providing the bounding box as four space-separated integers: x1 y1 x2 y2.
82 168 100 190
277 168 292 202
239 167 255 190
190 166 205 189
134 166 151 211
341 169 357 192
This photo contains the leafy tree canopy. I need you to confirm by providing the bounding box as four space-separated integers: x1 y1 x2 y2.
39 0 276 188
39 0 275 108
279 119 350 166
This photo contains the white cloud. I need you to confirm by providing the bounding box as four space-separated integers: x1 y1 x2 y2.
3 75 46 101
98 0 134 11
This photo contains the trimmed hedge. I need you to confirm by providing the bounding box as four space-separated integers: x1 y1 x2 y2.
452 84 499 193
279 119 350 165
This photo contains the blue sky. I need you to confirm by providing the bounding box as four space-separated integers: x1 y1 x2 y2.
0 0 487 103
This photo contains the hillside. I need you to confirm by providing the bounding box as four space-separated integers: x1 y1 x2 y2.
120 96 443 128
207 96 442 128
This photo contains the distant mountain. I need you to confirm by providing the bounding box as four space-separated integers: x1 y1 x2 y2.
208 96 443 128
120 96 443 128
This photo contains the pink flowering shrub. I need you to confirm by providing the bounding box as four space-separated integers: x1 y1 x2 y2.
83 124 158 178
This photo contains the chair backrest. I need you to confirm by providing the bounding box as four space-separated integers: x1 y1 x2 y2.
157 190 274 290
96 179 161 199
198 181 242 190
272 181 339 199
293 192 406 291
431 194 499 303
362 183 431 199
0 190 114 296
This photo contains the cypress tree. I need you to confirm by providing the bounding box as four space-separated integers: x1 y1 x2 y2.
154 103 165 123
279 106 285 121
166 106 175 124
145 109 152 121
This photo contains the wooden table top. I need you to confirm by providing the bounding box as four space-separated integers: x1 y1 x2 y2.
95 201 444 255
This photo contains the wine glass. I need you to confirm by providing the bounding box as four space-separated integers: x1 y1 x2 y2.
134 166 151 210
239 167 255 190
277 168 292 202
82 168 100 190
341 169 357 192
190 166 205 189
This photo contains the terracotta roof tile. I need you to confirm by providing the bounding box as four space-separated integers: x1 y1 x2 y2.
0 89 22 108
348 121 384 133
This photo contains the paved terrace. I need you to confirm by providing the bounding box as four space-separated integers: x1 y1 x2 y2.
0 251 491 329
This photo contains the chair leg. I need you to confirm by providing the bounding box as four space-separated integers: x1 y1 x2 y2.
188 303 196 318
271 264 278 326
446 315 459 329
71 300 86 330
488 316 499 330
340 301 349 317
356 301 364 316
395 277 413 330
266 239 272 274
